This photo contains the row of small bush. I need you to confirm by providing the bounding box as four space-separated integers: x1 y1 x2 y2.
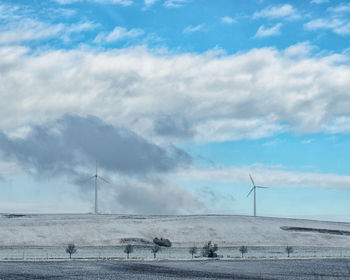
65 243 162 259
65 242 295 259
191 242 294 258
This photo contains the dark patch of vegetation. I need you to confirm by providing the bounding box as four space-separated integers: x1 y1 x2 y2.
153 237 172 247
281 226 350 236
202 241 218 258
120 238 152 245
118 215 146 220
4 214 26 218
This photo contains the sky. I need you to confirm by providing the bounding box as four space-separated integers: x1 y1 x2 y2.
1 0 350 221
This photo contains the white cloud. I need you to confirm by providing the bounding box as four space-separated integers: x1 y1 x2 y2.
164 0 188 8
0 19 63 44
55 0 133 5
221 16 236 24
284 41 315 58
253 4 300 20
254 23 282 38
48 7 77 18
177 165 350 190
0 19 96 44
0 160 22 178
144 0 158 6
305 3 350 36
102 0 133 4
183 24 204 34
311 0 329 4
301 139 314 144
331 22 350 35
304 18 337 30
95 26 144 43
304 18 350 35
67 22 96 33
0 4 20 19
0 3 95 45
323 117 350 133
328 3 350 14
1 44 350 143
55 0 81 3
195 118 284 142
0 3 98 46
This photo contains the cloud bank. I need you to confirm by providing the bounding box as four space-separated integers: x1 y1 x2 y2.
0 114 198 214
1 45 350 143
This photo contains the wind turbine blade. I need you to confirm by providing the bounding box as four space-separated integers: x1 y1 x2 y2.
247 187 255 197
97 176 109 184
249 174 256 186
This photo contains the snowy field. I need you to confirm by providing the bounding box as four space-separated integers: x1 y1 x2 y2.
1 214 350 247
1 214 350 260
1 259 350 279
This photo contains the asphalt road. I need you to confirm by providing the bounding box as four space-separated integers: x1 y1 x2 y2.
0 258 349 280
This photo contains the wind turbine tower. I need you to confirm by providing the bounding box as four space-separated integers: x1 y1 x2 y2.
247 174 268 217
89 160 108 214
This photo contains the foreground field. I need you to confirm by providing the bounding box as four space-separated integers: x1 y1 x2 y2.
1 259 350 279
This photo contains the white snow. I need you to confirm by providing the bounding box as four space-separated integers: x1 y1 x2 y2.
1 214 350 247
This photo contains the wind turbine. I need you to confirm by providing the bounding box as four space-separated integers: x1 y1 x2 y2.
247 174 267 217
88 160 109 214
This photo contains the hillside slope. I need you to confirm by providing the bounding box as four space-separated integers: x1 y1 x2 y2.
1 214 350 247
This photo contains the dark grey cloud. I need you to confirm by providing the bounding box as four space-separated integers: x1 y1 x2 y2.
103 177 202 214
0 115 201 214
0 114 191 177
153 115 194 139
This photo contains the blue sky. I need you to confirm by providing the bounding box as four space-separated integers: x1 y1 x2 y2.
1 0 350 221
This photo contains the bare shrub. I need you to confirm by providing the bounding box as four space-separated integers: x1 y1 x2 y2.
151 245 161 259
65 243 77 259
239 246 248 258
124 244 134 259
286 246 293 258
189 246 197 258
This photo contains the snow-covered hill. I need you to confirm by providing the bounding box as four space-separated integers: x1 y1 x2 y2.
1 214 350 247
